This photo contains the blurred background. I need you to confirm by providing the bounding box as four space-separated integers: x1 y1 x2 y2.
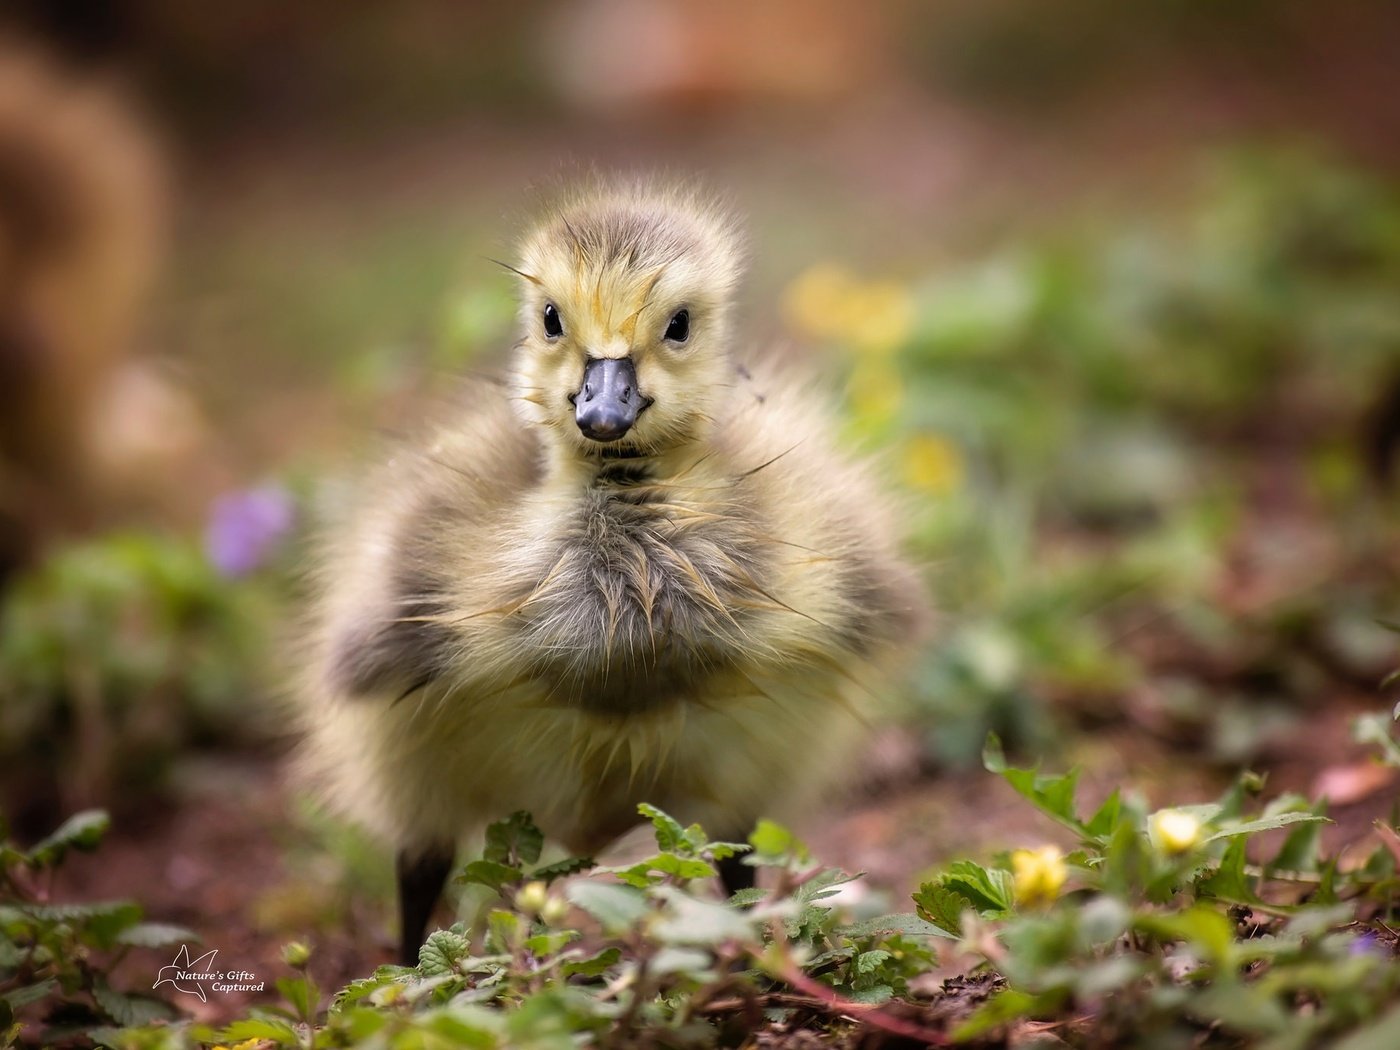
2 0 1399 1009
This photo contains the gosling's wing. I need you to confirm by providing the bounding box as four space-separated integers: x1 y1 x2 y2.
723 357 929 662
307 384 541 704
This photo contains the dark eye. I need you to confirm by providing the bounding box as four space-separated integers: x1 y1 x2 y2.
543 302 563 339
664 309 690 343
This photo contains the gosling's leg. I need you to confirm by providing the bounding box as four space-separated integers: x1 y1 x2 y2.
396 844 455 966
717 851 755 899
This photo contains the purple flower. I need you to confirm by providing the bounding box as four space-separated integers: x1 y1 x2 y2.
205 485 295 578
1350 931 1382 958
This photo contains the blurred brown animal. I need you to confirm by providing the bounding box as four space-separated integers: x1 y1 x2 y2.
0 44 164 581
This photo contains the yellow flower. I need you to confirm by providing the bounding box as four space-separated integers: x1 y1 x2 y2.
515 880 549 915
783 265 914 354
903 432 964 495
1149 809 1202 855
847 280 914 354
1012 845 1067 907
847 359 904 423
782 263 859 341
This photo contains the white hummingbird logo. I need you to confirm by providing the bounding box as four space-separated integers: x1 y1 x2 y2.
152 944 219 1002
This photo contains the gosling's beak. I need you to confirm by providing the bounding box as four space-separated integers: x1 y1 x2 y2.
571 357 649 442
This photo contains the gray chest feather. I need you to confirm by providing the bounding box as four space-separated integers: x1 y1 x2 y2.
515 479 763 712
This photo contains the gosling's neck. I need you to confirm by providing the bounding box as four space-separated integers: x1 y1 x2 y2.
539 433 718 494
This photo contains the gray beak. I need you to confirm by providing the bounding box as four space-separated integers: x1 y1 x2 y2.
572 357 649 442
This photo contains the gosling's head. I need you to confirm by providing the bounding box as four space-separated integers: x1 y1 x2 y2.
508 182 743 459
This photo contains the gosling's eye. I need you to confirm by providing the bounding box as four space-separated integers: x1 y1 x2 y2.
664 309 690 343
542 302 563 339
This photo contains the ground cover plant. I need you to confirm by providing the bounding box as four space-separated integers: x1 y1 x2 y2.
9 716 1400 1048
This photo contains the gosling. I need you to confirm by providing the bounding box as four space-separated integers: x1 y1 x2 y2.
299 181 928 964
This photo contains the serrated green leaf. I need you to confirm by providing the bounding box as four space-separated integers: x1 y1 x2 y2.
912 883 973 935
1201 812 1328 843
651 887 757 945
456 859 523 893
484 811 544 866
419 928 470 975
855 949 893 974
983 734 1088 837
566 881 647 931
27 810 109 866
842 912 957 940
92 984 176 1026
937 860 1013 915
530 856 594 883
636 804 686 852
728 887 766 907
648 853 718 881
848 984 894 1004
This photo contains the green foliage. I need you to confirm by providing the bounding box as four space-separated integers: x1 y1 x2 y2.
89 769 1400 1048
824 152 1400 767
0 810 191 1047
0 533 275 806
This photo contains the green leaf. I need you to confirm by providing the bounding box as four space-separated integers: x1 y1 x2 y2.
486 909 522 953
4 979 57 1010
1086 790 1124 838
419 927 470 975
529 856 594 883
276 975 316 1020
912 884 973 936
524 930 578 956
936 860 1013 915
855 949 893 974
650 887 756 945
456 859 523 893
566 881 647 932
983 734 1088 838
484 811 544 866
92 984 176 1026
953 988 1041 1041
842 911 958 940
26 810 110 867
748 819 809 863
637 804 686 852
559 946 621 978
619 853 717 885
1135 906 1234 965
1201 812 1328 843
1196 836 1257 904
219 1018 301 1044
115 922 198 948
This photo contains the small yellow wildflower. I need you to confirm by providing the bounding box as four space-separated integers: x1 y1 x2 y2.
1012 845 1067 907
847 279 914 354
540 895 570 927
515 880 549 915
847 359 904 423
782 263 859 342
903 432 964 495
1149 809 1202 855
281 940 311 968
